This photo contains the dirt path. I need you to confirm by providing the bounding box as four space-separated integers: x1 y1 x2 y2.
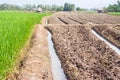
18 25 52 80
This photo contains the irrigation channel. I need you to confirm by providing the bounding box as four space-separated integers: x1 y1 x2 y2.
47 32 67 80
92 30 120 55
46 19 67 80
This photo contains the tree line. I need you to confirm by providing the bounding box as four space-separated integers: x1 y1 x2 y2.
0 3 21 10
106 1 120 12
0 2 84 11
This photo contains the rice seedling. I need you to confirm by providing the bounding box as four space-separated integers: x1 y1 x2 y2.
0 11 50 80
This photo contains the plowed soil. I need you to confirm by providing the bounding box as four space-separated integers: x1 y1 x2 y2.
48 13 120 25
58 16 79 24
46 12 120 80
16 12 120 80
46 25 120 80
48 16 65 24
93 24 120 49
68 14 120 24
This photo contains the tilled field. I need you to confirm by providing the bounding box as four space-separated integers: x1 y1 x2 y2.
48 13 120 24
48 16 65 24
68 14 120 24
93 24 120 49
46 25 120 80
46 13 120 80
58 16 79 24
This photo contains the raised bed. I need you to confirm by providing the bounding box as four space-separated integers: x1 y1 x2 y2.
58 16 79 24
48 16 65 24
69 14 120 24
46 25 120 80
93 24 120 49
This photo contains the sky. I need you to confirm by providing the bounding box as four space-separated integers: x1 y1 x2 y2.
0 0 118 9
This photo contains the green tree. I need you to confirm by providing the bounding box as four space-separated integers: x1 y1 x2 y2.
63 2 75 11
76 7 81 11
56 6 63 11
0 3 21 10
106 0 120 12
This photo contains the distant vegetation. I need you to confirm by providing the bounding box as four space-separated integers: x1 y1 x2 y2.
108 12 120 16
0 11 50 80
63 3 75 11
0 2 87 11
106 1 120 12
0 3 21 10
1 1 120 12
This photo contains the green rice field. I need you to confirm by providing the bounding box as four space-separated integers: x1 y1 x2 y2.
0 11 50 80
109 12 120 16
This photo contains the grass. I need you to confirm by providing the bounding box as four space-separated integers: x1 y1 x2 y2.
108 12 120 16
0 11 51 80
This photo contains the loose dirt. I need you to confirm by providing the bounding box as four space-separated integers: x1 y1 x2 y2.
18 25 52 80
93 24 120 49
48 13 120 25
45 12 120 80
13 12 120 80
46 25 120 80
